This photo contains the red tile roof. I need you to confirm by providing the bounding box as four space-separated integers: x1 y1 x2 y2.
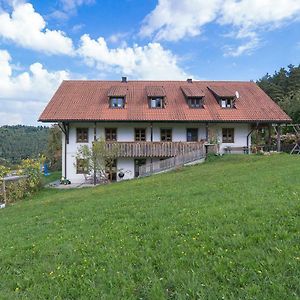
146 86 166 97
107 85 128 97
39 80 291 123
208 85 236 98
181 85 205 97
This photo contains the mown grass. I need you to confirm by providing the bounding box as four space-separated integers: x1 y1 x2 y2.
41 170 61 186
0 155 300 299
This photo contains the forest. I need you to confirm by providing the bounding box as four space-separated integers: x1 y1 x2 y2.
0 125 61 169
257 64 300 123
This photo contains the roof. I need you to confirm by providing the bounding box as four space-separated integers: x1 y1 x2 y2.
208 85 236 98
181 85 205 98
39 80 291 123
146 86 166 97
107 85 127 97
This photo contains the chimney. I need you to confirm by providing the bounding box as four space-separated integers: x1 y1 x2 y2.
122 76 127 83
187 78 192 83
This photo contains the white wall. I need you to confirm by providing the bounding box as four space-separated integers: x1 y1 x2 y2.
62 122 252 183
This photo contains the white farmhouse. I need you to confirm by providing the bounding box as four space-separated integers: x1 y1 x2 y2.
39 78 291 183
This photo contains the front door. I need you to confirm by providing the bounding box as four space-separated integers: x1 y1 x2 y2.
134 159 146 177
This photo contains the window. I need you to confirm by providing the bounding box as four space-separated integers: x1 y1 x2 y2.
134 159 146 177
222 128 234 143
188 98 202 108
150 97 164 108
161 128 172 141
135 128 146 141
220 98 234 108
105 128 117 141
110 97 125 108
105 159 117 181
76 128 88 143
187 128 198 142
76 159 88 174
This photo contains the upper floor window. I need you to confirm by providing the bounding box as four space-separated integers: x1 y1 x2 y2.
188 98 203 108
135 128 146 141
220 98 234 108
187 128 198 142
150 97 164 108
222 128 234 143
110 97 125 108
161 128 172 141
105 128 117 141
76 128 88 143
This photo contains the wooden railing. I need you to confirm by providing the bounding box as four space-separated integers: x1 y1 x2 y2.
138 149 205 177
105 141 205 158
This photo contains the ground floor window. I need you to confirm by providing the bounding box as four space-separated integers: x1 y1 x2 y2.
134 159 146 177
187 128 198 141
76 159 88 174
222 128 234 143
161 128 172 141
105 159 117 181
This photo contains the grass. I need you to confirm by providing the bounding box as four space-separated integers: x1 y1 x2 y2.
41 170 61 186
0 154 300 299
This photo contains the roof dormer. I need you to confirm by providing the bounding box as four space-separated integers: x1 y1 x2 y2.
107 86 127 108
208 86 237 109
146 86 166 108
181 86 205 108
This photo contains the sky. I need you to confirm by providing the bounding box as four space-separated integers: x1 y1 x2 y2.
0 0 300 126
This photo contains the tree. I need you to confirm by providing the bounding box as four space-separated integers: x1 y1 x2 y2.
46 125 62 170
75 139 119 185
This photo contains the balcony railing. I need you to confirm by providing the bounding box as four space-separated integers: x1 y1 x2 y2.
105 141 205 158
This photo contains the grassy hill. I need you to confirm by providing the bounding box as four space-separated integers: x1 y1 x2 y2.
0 155 300 299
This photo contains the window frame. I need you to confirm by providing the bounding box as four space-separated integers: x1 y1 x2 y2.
105 128 117 141
220 98 234 108
149 97 164 109
188 97 203 108
160 128 172 142
135 128 146 141
76 158 89 174
222 128 235 143
186 128 198 142
76 128 89 143
110 97 125 108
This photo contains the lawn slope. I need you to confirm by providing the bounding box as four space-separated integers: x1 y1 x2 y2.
0 155 300 299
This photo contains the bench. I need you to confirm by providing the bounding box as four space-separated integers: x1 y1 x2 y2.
224 146 248 154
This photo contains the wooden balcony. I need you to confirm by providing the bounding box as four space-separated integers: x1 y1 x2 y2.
105 141 205 158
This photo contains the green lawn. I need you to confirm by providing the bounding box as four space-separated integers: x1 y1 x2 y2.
41 170 61 186
0 155 300 299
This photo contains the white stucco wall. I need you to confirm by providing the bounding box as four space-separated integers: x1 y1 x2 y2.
62 122 252 183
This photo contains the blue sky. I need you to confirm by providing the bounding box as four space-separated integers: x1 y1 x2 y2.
0 0 300 125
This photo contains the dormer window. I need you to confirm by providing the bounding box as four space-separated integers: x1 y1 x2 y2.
220 98 234 108
110 97 125 108
188 97 203 108
150 97 164 108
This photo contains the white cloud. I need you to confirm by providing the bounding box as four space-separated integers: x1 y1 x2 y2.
140 0 300 55
0 2 74 55
77 34 189 79
59 0 95 12
0 49 70 125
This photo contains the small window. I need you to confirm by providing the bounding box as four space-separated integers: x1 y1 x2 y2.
222 128 234 143
150 97 164 108
76 158 88 174
188 98 202 108
105 128 117 141
135 128 146 141
220 98 234 108
161 129 172 141
76 128 88 143
110 97 125 108
187 128 198 142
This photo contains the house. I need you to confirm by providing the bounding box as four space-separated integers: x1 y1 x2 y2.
39 78 291 183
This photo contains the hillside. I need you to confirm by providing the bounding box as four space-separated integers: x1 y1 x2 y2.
0 125 49 165
0 155 300 299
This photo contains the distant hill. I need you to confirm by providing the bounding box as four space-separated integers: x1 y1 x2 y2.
0 125 50 164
